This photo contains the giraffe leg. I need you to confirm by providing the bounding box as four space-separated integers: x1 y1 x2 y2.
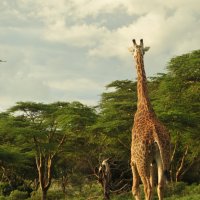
137 164 152 200
156 155 165 200
140 176 152 200
131 164 141 200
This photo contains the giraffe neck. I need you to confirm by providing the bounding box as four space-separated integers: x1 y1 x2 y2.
135 54 153 112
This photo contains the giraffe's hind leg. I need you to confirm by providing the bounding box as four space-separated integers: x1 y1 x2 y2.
131 163 141 200
140 175 153 200
136 162 153 200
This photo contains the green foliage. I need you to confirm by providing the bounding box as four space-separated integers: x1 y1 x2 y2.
92 80 137 162
30 190 64 200
165 182 187 197
62 183 103 200
0 196 7 200
154 50 200 181
9 190 29 200
0 183 12 196
0 180 32 197
97 80 137 135
164 183 200 200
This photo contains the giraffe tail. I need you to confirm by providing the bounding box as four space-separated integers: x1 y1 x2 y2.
155 140 170 182
153 126 171 181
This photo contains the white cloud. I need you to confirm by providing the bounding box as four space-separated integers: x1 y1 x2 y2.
89 7 200 60
6 0 196 62
45 78 103 92
0 0 199 110
67 0 128 18
44 22 110 47
87 13 163 59
37 0 200 61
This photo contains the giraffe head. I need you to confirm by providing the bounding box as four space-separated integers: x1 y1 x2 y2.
129 39 150 58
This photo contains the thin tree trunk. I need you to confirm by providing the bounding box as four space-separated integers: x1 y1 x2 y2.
176 145 189 182
42 189 47 200
34 178 39 190
36 154 53 200
170 141 177 182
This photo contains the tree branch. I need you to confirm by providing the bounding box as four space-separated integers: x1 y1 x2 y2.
176 145 189 182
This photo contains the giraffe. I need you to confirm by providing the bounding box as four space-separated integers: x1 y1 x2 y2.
129 39 171 200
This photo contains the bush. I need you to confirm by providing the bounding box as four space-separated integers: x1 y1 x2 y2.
165 182 187 197
184 183 200 195
9 190 28 200
30 190 64 200
47 191 64 200
17 184 33 196
28 191 39 200
0 196 7 200
0 183 13 196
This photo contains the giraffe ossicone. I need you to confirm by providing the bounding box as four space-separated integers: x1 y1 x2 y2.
129 39 150 56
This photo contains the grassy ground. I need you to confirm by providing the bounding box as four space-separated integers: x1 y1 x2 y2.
0 182 199 199
66 182 200 200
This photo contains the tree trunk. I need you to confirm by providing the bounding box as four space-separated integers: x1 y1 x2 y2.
36 154 53 200
42 189 47 200
170 142 177 182
176 145 188 182
33 178 39 191
61 175 68 194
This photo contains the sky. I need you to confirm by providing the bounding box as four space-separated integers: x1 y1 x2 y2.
0 0 200 110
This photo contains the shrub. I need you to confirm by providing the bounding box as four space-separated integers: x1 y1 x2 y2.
0 183 12 196
184 183 200 195
17 184 33 196
9 190 28 200
30 190 64 200
164 182 187 197
29 191 40 200
0 196 7 200
44 191 64 200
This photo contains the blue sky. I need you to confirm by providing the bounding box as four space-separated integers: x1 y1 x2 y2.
0 0 199 110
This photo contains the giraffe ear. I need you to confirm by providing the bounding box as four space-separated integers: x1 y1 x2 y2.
143 46 150 52
128 47 135 53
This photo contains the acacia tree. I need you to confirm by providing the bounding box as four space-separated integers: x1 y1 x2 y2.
55 101 98 188
149 50 200 182
8 101 99 199
8 102 69 200
95 80 137 156
0 112 36 196
91 80 138 191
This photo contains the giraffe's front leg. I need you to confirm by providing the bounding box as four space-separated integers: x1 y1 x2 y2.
131 163 141 200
